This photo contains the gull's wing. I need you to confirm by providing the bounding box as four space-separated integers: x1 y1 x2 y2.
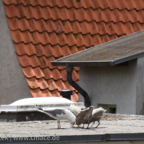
76 106 93 125
35 105 65 119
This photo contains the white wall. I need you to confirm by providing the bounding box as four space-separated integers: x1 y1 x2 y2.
79 60 137 114
0 1 32 104
136 57 144 114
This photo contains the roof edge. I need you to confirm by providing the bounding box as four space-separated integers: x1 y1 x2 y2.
1 133 144 143
113 51 144 65
51 61 114 66
51 51 144 67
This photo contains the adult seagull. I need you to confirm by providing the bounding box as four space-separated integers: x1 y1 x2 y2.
35 105 76 129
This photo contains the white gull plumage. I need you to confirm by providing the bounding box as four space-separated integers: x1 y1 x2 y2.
35 105 76 129
68 104 81 116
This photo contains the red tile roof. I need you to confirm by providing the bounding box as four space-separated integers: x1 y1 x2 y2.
3 0 144 101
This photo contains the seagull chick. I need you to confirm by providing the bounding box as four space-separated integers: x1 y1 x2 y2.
74 106 94 129
35 105 76 129
68 104 81 116
90 107 106 128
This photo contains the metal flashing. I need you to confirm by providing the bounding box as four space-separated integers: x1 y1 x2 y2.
0 133 144 144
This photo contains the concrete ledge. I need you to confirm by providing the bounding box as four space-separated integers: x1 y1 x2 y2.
103 113 144 120
0 102 84 112
0 133 144 144
0 111 54 122
0 102 84 122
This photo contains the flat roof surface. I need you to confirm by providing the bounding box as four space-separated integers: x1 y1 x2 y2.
52 30 144 66
0 114 144 144
0 114 144 137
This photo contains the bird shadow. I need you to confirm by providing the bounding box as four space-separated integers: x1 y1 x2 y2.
90 127 106 129
72 127 81 129
48 127 106 130
49 128 67 130
72 126 106 130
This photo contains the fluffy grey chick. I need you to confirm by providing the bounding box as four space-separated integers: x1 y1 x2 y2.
74 106 94 129
68 104 81 116
90 107 106 128
35 105 76 129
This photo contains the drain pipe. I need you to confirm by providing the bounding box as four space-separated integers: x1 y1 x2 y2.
66 64 91 107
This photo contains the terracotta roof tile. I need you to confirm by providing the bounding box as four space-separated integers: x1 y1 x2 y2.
132 22 144 32
42 68 61 80
30 88 60 97
7 15 144 37
22 67 45 79
72 70 79 82
29 88 42 97
46 79 57 91
18 55 40 67
6 4 143 22
92 34 103 46
3 0 144 101
4 0 144 10
46 0 143 10
14 43 35 56
74 67 80 72
60 69 67 81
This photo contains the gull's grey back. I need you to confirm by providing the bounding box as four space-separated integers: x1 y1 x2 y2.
46 109 66 117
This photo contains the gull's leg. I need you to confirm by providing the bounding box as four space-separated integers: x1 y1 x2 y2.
77 125 80 128
90 122 95 128
86 120 90 129
86 123 90 129
59 120 61 128
57 120 59 129
95 121 100 128
57 120 60 129
71 124 75 128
